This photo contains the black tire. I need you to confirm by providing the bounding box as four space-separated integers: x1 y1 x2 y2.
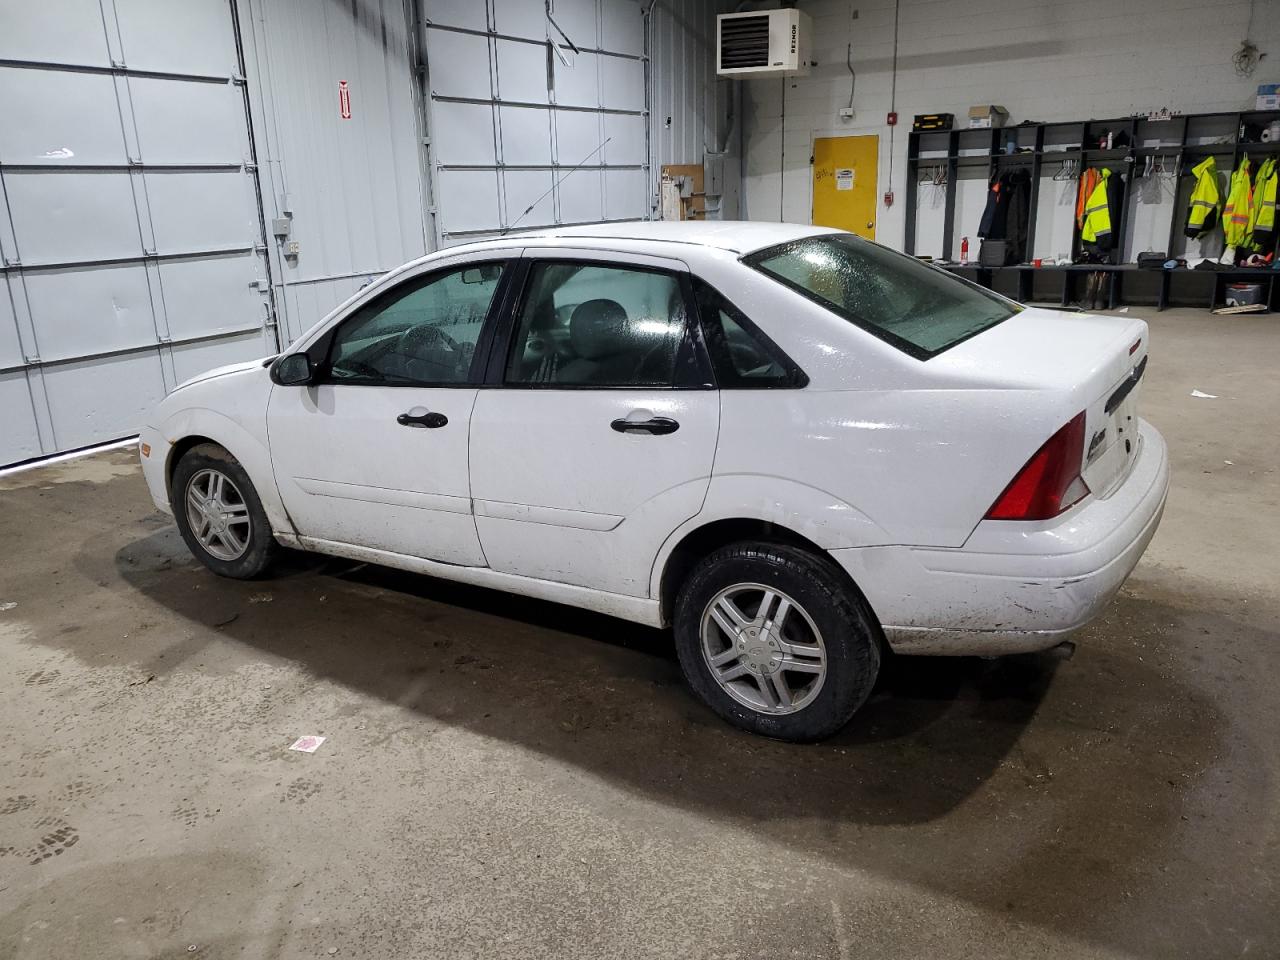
170 443 279 579
673 541 881 741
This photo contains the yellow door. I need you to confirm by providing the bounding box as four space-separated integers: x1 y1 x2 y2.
812 135 878 239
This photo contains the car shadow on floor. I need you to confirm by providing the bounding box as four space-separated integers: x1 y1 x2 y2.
113 528 1055 831
103 526 1259 959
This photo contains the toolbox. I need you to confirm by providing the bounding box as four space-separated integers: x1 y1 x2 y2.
912 112 953 132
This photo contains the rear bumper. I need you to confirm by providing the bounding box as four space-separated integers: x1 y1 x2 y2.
830 419 1169 656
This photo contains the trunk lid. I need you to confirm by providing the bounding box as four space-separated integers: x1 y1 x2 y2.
935 307 1149 499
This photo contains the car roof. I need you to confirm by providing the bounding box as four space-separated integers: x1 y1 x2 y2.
474 220 842 256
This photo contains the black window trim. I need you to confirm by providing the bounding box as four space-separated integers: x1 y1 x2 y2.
741 234 1020 362
484 255 716 391
690 276 809 390
307 257 517 389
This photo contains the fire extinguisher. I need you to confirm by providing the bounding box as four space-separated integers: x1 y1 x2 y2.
960 236 970 263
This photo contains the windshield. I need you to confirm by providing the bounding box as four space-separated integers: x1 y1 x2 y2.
744 233 1020 358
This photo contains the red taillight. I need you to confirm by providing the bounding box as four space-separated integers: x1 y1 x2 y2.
985 412 1090 521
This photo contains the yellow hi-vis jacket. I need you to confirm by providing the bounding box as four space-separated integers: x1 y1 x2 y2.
1250 157 1277 246
1185 157 1220 238
1080 169 1112 247
1223 157 1253 248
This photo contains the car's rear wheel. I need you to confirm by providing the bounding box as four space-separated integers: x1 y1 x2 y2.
673 542 881 741
170 444 278 579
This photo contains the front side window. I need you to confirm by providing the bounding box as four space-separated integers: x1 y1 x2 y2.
745 234 1019 358
323 262 505 385
506 262 690 387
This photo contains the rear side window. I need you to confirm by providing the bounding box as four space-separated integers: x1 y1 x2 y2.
506 262 694 387
693 277 806 388
745 234 1019 359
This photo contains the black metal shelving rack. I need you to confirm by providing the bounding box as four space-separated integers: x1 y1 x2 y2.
904 110 1280 310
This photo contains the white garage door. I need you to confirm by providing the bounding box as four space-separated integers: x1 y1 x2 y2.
0 0 275 466
422 0 649 245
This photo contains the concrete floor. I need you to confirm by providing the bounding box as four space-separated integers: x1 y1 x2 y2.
0 307 1276 959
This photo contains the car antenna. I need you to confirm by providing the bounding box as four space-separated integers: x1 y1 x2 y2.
502 137 612 235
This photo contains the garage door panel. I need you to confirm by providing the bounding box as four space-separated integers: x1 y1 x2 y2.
0 0 111 66
552 0 599 50
158 255 265 342
427 31 492 100
43 352 166 450
114 0 238 76
0 373 42 464
130 78 248 164
493 0 548 40
553 52 599 108
442 231 503 249
170 331 266 385
500 107 553 166
0 68 126 165
504 170 556 229
601 55 644 111
603 113 644 166
1 280 27 369
600 3 643 56
605 168 647 220
424 0 647 244
496 40 549 105
6 172 141 265
557 169 603 224
424 0 488 32
431 102 496 166
146 171 257 252
438 171 501 234
1 0 274 466
555 109 602 162
23 265 156 361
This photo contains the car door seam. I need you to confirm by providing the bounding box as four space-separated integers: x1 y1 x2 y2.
464 383 489 567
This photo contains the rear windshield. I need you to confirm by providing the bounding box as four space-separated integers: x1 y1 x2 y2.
744 234 1020 358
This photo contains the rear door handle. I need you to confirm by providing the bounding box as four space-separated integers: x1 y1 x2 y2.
397 411 448 428
611 417 679 435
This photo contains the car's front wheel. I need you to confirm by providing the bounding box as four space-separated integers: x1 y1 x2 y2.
170 443 278 579
673 542 881 741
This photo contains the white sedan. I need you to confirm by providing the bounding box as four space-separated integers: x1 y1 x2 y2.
139 222 1168 740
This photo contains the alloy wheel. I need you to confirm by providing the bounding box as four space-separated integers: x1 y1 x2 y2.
699 583 827 715
184 468 252 562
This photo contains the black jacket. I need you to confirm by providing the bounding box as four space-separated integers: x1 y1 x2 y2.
978 168 1032 263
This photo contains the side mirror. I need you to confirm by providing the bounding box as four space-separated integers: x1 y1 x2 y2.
270 352 313 386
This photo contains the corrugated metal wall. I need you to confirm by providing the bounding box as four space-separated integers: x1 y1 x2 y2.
647 0 737 218
649 0 726 167
236 0 430 344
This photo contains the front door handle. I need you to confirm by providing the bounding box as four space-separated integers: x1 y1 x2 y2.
397 411 448 429
611 417 679 435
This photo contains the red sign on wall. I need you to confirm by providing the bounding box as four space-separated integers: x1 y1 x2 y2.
339 80 352 120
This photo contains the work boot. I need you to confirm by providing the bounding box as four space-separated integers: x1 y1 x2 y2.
1081 271 1097 309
